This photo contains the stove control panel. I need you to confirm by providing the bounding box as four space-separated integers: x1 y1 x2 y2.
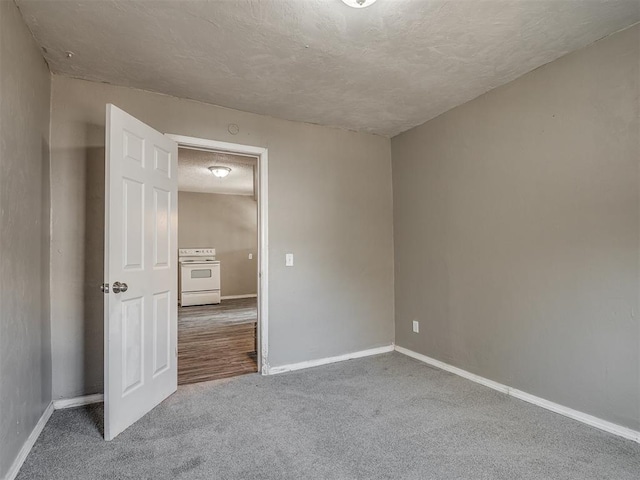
179 248 216 257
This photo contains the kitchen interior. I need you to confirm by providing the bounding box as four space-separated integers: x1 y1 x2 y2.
177 147 259 385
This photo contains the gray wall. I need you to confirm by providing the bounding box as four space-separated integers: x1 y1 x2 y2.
178 191 258 297
392 25 639 430
0 1 52 477
49 75 395 399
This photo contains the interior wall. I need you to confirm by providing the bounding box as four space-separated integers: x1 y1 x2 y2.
49 75 394 399
178 191 258 297
0 1 52 477
392 25 640 430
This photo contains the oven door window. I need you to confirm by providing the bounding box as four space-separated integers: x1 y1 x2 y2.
191 269 212 279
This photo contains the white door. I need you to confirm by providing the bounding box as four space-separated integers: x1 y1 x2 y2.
104 104 178 440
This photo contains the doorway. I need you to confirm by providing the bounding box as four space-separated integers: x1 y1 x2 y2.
169 135 269 384
176 148 257 383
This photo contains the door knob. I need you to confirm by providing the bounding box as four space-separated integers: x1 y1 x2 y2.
112 281 128 293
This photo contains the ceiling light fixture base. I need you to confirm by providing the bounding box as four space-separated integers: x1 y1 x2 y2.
341 0 378 8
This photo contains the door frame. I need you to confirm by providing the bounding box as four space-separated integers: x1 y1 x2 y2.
167 134 269 374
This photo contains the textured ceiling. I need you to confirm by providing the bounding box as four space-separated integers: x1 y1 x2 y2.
178 148 257 196
17 0 640 136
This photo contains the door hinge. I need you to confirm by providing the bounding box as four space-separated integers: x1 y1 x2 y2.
100 283 109 294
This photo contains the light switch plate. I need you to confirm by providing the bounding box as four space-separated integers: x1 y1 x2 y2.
285 253 294 267
412 320 419 333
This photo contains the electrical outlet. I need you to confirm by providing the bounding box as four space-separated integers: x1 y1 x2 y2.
285 253 294 267
412 320 419 333
248 253 253 260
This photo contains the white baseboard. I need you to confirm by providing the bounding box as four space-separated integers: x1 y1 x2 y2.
221 294 257 300
4 402 54 480
268 345 395 375
53 393 104 410
5 394 105 480
395 345 640 444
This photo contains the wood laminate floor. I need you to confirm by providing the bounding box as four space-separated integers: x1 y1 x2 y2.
178 297 257 385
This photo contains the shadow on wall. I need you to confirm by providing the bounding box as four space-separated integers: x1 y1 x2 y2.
41 137 52 405
83 124 105 394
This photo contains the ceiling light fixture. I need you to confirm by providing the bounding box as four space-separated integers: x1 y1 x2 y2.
208 166 231 178
341 0 377 8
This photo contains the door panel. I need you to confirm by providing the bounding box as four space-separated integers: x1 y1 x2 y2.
153 188 171 268
105 104 178 440
122 297 144 396
122 178 144 270
154 146 171 177
153 291 171 377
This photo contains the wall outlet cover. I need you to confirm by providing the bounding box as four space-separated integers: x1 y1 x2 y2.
285 253 294 267
412 320 419 333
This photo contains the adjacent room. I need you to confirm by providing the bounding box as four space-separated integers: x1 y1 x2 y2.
177 147 259 384
1 0 639 479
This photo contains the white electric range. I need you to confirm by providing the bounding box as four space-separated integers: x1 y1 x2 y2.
178 248 221 306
